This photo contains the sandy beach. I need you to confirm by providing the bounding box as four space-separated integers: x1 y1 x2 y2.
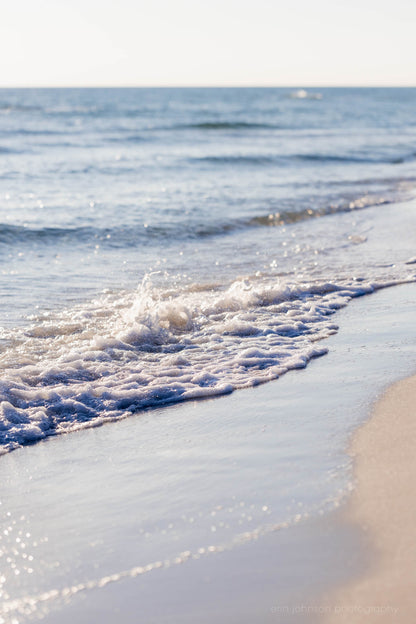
323 375 416 623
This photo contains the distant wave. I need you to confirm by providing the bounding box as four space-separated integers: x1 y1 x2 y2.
44 105 161 118
191 151 416 167
321 174 416 188
296 152 416 165
0 224 98 245
64 164 140 176
249 194 391 227
0 145 19 154
107 133 149 144
0 128 67 137
44 105 106 117
0 221 238 248
0 191 402 251
0 103 139 118
194 155 276 166
173 121 279 131
0 103 43 113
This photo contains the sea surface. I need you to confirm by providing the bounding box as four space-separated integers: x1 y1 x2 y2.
0 87 416 622
1 87 415 452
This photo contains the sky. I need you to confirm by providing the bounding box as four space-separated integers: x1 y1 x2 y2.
1 0 415 87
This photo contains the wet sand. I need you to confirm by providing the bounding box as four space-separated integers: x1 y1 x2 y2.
324 375 416 623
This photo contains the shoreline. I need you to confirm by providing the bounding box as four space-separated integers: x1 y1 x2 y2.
0 283 415 623
323 374 416 622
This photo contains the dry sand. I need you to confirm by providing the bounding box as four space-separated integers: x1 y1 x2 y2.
323 375 416 623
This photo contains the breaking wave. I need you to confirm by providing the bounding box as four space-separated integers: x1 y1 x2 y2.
0 274 394 454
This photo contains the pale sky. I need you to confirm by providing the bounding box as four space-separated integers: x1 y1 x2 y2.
1 0 415 87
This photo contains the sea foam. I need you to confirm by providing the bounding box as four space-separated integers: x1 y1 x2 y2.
0 271 403 454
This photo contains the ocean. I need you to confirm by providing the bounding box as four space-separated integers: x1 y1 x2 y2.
0 87 416 621
0 87 415 452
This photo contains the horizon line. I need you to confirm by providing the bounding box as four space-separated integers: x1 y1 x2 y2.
0 84 415 89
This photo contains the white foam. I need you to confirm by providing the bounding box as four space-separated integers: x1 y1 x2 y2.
0 272 414 454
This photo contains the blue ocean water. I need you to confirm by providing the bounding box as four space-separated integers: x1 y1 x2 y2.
0 87 415 452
